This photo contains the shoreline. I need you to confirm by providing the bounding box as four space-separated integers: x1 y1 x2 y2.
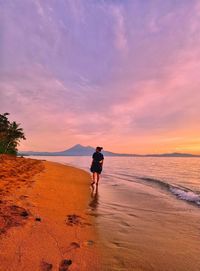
0 155 101 271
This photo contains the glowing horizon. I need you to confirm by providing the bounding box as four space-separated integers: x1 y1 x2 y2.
1 1 200 154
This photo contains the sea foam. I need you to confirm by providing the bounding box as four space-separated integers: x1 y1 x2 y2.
170 187 200 205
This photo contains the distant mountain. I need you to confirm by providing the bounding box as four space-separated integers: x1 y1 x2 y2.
19 144 200 157
19 144 126 156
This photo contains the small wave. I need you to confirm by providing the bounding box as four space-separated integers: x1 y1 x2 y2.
105 173 200 207
140 177 170 189
139 177 200 207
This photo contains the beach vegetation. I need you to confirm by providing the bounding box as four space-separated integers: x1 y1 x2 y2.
0 113 26 155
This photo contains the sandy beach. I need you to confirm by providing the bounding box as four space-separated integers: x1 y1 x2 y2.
0 155 100 271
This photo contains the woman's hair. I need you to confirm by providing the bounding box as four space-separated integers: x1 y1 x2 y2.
96 146 103 152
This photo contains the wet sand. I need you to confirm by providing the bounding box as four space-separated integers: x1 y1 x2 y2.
97 180 200 271
0 155 100 271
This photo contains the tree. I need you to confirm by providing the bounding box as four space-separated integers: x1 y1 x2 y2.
0 113 26 155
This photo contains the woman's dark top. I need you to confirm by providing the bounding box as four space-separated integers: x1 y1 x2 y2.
90 152 104 174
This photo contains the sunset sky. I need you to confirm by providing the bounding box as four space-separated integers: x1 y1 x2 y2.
1 0 200 154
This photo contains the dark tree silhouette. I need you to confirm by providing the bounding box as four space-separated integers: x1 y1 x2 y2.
0 113 26 155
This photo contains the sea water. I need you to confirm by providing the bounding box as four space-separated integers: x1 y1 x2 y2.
31 156 200 271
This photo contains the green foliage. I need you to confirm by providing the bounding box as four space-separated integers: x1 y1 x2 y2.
0 113 26 155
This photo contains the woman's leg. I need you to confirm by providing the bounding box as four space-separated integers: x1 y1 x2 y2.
96 173 100 185
91 172 95 185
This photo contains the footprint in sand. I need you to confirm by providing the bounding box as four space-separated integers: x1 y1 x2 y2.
64 242 80 253
66 214 82 226
59 259 72 271
70 242 80 249
19 195 28 200
40 261 53 271
83 240 95 247
66 214 91 227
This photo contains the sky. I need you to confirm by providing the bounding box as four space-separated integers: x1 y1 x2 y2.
0 0 200 154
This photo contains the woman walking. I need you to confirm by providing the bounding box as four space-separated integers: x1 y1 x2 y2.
90 146 104 186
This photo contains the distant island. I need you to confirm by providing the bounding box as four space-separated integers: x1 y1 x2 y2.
19 144 200 158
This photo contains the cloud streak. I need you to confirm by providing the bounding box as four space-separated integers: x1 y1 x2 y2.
110 5 128 52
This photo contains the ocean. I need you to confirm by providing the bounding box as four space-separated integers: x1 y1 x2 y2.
31 156 200 271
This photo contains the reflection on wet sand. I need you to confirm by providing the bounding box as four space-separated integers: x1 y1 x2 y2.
89 185 99 211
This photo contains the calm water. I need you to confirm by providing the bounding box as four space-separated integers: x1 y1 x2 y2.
31 156 200 271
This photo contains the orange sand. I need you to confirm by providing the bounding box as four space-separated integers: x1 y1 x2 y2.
0 155 100 271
